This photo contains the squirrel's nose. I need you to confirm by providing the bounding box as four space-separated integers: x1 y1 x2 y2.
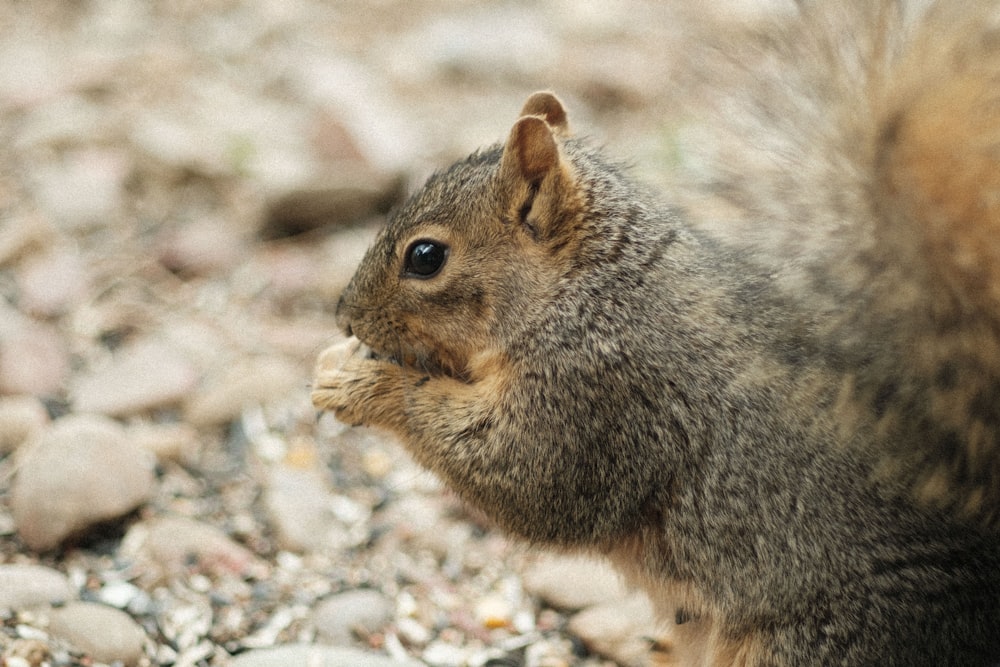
334 292 353 337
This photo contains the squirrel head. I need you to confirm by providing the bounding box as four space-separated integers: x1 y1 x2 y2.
335 92 586 381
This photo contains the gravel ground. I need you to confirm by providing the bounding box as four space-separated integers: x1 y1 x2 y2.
0 2 785 666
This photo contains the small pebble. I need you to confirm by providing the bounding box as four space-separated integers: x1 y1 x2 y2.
157 215 247 276
124 516 268 581
421 640 469 667
229 644 423 667
521 554 627 611
312 589 393 645
395 616 431 646
0 212 55 266
0 564 74 609
47 602 146 667
16 244 89 317
0 319 70 397
566 593 657 667
264 464 363 553
32 149 127 231
0 395 49 455
129 420 201 463
183 356 303 427
71 338 200 416
94 580 143 610
476 593 513 630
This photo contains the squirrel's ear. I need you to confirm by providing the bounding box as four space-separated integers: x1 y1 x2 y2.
500 106 578 243
502 92 571 184
504 115 560 184
519 91 570 136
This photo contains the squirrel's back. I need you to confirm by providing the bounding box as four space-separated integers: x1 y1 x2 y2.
673 0 1000 529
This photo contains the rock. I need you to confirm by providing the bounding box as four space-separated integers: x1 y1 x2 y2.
157 320 229 372
314 225 381 300
184 356 303 427
4 637 52 666
259 171 404 239
47 602 146 667
71 337 200 416
16 244 89 317
253 243 329 305
32 149 128 231
131 112 219 174
312 589 394 645
289 55 424 173
93 580 146 611
131 88 314 188
0 319 70 397
264 464 354 553
156 216 247 276
474 593 513 630
395 616 431 646
566 594 657 667
387 6 558 82
0 395 49 455
10 414 156 551
0 564 74 609
123 516 268 581
521 554 627 610
230 645 423 667
421 641 468 667
15 94 109 151
0 213 56 266
381 494 444 541
129 421 201 463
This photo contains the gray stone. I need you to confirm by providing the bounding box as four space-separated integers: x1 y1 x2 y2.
10 414 156 551
48 602 146 667
184 356 302 427
32 149 127 231
229 645 422 667
0 212 56 266
387 6 558 82
312 589 393 645
16 244 89 317
264 465 341 553
521 554 627 611
0 564 74 609
71 338 200 416
156 215 247 276
566 594 657 667
0 319 69 397
124 516 268 580
0 395 49 455
129 421 201 463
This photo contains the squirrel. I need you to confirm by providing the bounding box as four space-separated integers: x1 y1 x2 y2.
313 2 1000 665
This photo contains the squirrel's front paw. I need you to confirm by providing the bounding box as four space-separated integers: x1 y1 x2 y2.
311 337 389 426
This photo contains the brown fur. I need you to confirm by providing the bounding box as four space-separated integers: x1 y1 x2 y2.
672 0 1000 528
314 2 1000 664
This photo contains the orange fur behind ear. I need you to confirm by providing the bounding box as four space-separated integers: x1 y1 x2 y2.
877 31 1000 318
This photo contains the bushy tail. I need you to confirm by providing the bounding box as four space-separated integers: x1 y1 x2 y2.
672 0 1000 530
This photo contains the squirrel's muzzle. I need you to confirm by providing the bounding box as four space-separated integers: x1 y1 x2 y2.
334 289 353 338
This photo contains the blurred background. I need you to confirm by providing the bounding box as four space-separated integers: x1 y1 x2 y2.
0 2 786 666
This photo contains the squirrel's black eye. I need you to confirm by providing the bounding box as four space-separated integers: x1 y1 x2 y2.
404 240 448 278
